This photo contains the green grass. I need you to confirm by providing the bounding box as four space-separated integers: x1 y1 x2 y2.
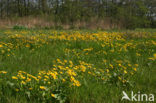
0 29 156 103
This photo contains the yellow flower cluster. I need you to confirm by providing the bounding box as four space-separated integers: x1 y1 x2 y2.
0 71 7 74
0 30 155 102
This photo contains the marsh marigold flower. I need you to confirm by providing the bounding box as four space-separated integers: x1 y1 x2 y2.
51 93 55 98
153 53 156 59
124 70 127 74
0 71 7 74
15 88 19 92
40 86 46 90
0 44 3 48
12 76 18 80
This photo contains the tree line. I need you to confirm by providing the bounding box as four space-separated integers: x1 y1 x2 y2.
0 0 156 29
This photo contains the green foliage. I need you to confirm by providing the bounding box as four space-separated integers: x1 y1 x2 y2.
13 25 27 30
0 0 155 29
54 25 64 30
0 29 156 102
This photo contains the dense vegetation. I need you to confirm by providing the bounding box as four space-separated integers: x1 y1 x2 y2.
0 1 156 102
0 29 156 103
0 0 156 29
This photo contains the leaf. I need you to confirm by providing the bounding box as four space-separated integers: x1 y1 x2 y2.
6 81 14 87
26 91 31 98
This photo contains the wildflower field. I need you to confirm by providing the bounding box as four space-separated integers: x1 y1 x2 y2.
0 29 156 103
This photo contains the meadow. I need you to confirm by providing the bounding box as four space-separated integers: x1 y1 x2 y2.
0 29 156 103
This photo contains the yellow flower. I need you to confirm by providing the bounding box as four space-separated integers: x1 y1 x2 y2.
106 69 109 73
133 68 137 71
153 53 156 59
29 88 33 90
136 53 141 56
70 76 75 81
40 86 46 90
83 48 93 51
134 64 138 67
0 71 7 74
80 65 86 72
124 70 127 74
109 64 113 68
67 69 76 76
148 57 154 60
64 60 67 63
118 76 121 80
21 81 26 85
118 64 121 66
26 44 30 48
0 44 3 48
69 61 73 65
57 59 61 63
15 88 19 92
88 71 91 74
62 79 66 82
50 72 57 79
26 78 31 82
51 93 55 98
122 80 126 83
73 80 81 87
44 75 49 79
12 76 18 80
128 64 131 67
38 76 41 79
21 75 26 79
